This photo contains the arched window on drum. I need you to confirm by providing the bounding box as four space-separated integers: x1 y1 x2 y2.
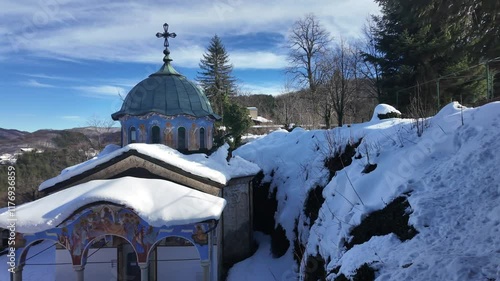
129 127 137 143
151 126 161 144
199 127 205 150
178 127 186 150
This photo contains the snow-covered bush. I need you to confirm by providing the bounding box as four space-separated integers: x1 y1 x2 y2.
371 104 402 121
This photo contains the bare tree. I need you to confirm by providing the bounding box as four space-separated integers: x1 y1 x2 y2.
86 115 117 150
315 86 335 128
322 38 361 126
359 18 383 102
407 86 431 137
286 13 332 125
274 80 294 128
275 93 295 129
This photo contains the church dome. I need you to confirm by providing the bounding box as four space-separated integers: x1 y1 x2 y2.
113 23 218 152
111 64 220 121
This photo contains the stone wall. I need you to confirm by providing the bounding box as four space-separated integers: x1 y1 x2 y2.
221 176 254 268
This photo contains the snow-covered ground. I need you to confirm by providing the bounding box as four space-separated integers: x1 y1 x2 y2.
231 102 500 281
227 232 296 280
241 133 267 143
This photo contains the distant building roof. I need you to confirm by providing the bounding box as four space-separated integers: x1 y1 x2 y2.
252 116 272 123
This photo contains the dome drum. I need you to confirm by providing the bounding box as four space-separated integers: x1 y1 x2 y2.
121 113 214 151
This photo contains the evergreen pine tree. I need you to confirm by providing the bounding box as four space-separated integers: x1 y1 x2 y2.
371 0 498 109
197 35 236 116
222 100 252 148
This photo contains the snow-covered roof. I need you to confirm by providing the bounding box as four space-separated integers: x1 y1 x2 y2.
39 143 261 191
252 116 273 123
0 176 226 233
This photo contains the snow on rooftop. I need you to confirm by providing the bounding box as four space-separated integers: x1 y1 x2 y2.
40 143 260 191
0 177 226 233
252 116 273 123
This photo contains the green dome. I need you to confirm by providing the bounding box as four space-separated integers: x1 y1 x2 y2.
112 62 220 121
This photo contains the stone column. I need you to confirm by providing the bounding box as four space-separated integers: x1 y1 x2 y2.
12 264 24 281
73 265 85 281
201 260 210 281
138 262 149 281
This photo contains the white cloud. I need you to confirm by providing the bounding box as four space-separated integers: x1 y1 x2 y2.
97 78 141 89
239 82 285 96
19 73 81 82
231 51 287 69
22 77 127 98
73 85 125 98
25 79 55 88
60 115 82 120
0 0 380 69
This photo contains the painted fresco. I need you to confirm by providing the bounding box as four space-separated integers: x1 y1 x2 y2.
16 204 211 267
138 124 147 143
164 121 174 147
189 123 200 150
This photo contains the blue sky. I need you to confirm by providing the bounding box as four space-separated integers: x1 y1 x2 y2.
0 0 379 132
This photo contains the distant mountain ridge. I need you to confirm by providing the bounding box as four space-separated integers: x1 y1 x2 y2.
0 128 30 141
0 127 121 155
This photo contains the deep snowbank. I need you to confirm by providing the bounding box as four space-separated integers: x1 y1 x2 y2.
232 102 500 281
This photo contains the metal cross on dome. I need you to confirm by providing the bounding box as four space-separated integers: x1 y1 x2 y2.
156 23 176 47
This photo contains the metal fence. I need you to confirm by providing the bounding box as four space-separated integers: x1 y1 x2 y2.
394 57 500 115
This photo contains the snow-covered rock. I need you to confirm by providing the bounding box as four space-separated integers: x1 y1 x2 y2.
371 103 402 121
230 101 500 281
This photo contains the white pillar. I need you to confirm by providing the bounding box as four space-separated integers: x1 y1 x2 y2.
209 231 214 281
138 262 149 281
201 260 210 281
73 265 85 281
12 264 23 281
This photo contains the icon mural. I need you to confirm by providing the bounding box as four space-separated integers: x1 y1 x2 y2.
164 122 174 147
16 204 212 267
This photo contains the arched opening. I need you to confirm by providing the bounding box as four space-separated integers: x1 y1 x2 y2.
199 127 206 150
17 239 72 281
129 127 137 144
83 235 121 281
149 236 203 281
178 127 186 150
151 126 161 144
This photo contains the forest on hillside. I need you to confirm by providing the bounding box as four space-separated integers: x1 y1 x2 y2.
0 129 120 207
